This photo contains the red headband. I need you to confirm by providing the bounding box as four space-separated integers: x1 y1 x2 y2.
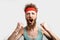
25 7 37 13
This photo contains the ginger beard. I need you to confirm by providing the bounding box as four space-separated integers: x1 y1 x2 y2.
26 17 36 28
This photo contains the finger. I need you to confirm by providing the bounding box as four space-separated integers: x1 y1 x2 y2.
18 26 24 35
18 22 23 28
40 23 50 31
17 22 20 28
15 22 24 32
40 24 46 34
17 22 23 29
40 23 46 31
15 22 21 32
40 24 51 38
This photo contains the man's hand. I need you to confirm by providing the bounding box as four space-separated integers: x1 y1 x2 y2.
40 22 60 40
40 22 52 40
8 22 24 40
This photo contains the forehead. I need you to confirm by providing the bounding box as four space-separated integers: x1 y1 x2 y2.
26 11 36 14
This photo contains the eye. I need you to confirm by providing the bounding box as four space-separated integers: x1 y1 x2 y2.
32 13 35 15
26 13 30 15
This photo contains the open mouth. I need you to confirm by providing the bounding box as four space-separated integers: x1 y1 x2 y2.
29 19 33 22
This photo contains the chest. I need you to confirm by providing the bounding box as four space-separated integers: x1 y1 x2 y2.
27 29 38 38
23 28 43 40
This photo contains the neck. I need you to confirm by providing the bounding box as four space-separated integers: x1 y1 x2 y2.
26 24 36 31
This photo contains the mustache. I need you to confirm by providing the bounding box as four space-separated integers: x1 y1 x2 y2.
29 19 33 22
26 18 33 21
26 18 36 23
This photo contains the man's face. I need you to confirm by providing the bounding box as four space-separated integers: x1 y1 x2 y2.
25 10 37 26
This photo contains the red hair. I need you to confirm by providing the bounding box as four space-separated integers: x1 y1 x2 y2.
24 3 38 13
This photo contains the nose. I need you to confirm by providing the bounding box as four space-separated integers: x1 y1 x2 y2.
29 13 32 18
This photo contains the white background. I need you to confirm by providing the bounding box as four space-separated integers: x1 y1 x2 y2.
0 0 60 40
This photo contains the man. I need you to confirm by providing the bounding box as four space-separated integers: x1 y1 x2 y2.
8 3 60 40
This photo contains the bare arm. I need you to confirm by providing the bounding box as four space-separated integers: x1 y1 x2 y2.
8 22 24 40
40 25 52 40
40 22 60 40
46 28 60 40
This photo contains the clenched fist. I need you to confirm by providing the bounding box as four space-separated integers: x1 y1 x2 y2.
40 22 60 40
8 22 24 40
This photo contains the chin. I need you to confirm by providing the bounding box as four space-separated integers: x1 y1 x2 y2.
30 23 33 26
30 22 34 26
